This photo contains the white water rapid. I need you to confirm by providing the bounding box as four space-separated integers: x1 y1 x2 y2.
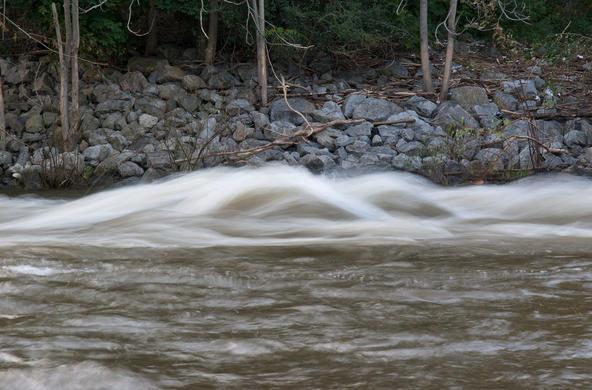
0 165 591 248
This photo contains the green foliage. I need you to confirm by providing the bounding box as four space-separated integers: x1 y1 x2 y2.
3 0 591 64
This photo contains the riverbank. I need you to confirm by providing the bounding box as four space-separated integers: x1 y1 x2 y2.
1 50 592 190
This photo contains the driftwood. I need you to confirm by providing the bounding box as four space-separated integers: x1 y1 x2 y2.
206 117 417 160
172 117 417 165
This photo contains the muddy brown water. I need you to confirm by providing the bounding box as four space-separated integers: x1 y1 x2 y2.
0 166 591 389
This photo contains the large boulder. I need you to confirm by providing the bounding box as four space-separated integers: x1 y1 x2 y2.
83 144 114 163
473 103 501 130
118 161 145 177
502 80 538 98
433 102 479 130
135 97 167 118
264 121 297 140
474 148 505 171
493 91 518 111
182 75 207 92
351 97 402 122
311 101 345 122
120 71 149 92
405 96 438 117
269 98 315 125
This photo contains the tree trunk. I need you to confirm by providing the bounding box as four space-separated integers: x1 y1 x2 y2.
204 0 219 65
419 0 433 93
144 0 158 55
0 77 5 151
252 0 268 105
70 0 80 147
52 2 70 151
439 0 458 102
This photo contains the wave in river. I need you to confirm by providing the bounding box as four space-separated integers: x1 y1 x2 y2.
0 165 591 248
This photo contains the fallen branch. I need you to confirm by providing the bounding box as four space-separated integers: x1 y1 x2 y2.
199 117 416 161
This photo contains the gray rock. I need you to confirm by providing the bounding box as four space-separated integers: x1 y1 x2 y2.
405 96 438 117
146 151 173 169
345 140 370 155
564 130 587 147
450 86 489 111
264 121 297 140
232 122 254 142
300 154 336 173
226 99 255 116
176 95 200 112
334 134 353 148
158 83 186 100
392 154 422 171
251 111 270 130
518 146 534 170
533 76 546 90
107 132 129 151
269 98 315 125
480 71 508 81
121 122 146 141
566 119 592 144
120 71 149 92
474 103 501 130
535 120 563 144
352 98 402 122
0 151 12 167
25 114 44 133
345 121 372 137
474 148 504 170
118 161 144 177
502 80 538 98
102 112 126 130
150 65 186 83
343 95 367 118
397 140 424 156
83 144 113 162
542 153 564 169
93 83 130 103
527 66 542 75
311 101 345 122
135 97 167 118
433 102 479 130
182 75 206 91
139 113 159 128
297 143 331 156
96 99 134 113
371 135 383 146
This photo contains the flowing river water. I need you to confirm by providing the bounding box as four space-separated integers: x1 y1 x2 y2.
0 166 591 389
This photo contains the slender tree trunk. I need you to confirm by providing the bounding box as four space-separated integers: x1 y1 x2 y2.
419 0 433 92
52 2 69 150
145 0 158 55
70 0 80 147
439 0 458 102
0 77 5 151
252 0 268 105
204 0 219 65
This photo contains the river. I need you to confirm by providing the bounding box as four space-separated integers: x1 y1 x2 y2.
0 166 591 388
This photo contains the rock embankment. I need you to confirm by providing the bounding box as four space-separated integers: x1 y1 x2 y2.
1 55 591 189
